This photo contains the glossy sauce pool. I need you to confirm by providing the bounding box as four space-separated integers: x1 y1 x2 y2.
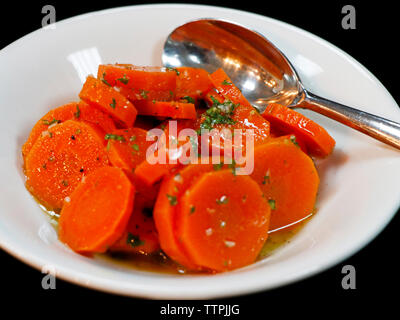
41 201 311 275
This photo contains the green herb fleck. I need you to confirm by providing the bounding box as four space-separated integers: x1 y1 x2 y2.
140 89 149 99
129 135 137 142
74 104 81 118
200 99 238 131
117 74 129 85
190 205 196 214
104 133 126 142
181 96 195 104
166 67 180 75
132 144 139 151
126 233 145 248
268 199 276 210
216 195 229 205
222 79 232 85
110 98 117 109
213 162 224 171
42 118 60 126
166 194 177 206
101 72 112 86
290 135 300 147
262 170 270 185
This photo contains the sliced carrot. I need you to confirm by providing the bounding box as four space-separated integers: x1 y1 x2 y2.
204 87 225 107
153 162 218 269
273 134 308 154
262 103 335 157
209 68 253 108
176 169 270 271
250 139 319 231
106 127 153 173
25 120 109 210
59 166 134 253
133 100 196 119
176 67 213 103
134 119 198 186
22 101 115 159
79 76 137 128
109 206 160 254
97 64 176 102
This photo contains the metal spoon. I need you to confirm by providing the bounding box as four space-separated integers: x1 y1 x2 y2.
162 18 400 149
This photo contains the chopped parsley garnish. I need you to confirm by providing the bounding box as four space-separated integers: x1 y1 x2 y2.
213 162 223 171
200 99 238 131
74 104 81 118
190 205 196 214
181 96 195 104
126 233 145 248
104 133 126 142
268 199 276 210
42 118 60 126
289 135 300 147
129 135 137 142
216 195 229 205
132 144 139 151
166 194 178 206
101 72 112 86
166 67 180 75
262 170 270 185
221 79 232 85
140 89 149 99
110 98 117 109
228 159 237 175
117 74 129 85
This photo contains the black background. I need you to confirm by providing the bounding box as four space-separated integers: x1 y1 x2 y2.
1 0 398 315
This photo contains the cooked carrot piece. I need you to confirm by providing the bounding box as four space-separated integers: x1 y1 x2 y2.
176 170 270 271
22 101 115 159
273 134 308 154
109 206 160 254
97 64 176 102
209 68 253 108
262 103 335 157
250 139 319 231
153 162 217 269
204 87 225 107
24 120 109 210
134 119 198 186
133 100 197 119
106 127 153 173
59 167 134 253
79 76 137 128
176 67 213 103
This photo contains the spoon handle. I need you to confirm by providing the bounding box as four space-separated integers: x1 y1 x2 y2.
298 90 400 150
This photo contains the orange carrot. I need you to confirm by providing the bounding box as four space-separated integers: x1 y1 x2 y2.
176 169 271 271
250 139 319 231
24 120 109 210
79 76 137 128
22 101 115 159
133 100 196 119
204 87 225 107
59 166 134 253
97 64 176 102
209 68 253 108
262 103 335 157
273 134 308 154
153 162 218 269
106 127 153 173
176 67 213 103
109 206 160 254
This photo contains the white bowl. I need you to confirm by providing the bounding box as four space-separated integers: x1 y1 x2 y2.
1 4 399 299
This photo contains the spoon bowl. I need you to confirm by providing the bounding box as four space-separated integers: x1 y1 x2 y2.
163 19 400 149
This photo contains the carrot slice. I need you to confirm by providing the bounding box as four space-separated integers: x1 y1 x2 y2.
25 120 109 210
59 166 134 253
79 76 137 128
250 139 319 231
153 162 218 269
97 64 176 102
22 101 115 159
262 103 335 157
133 100 196 119
176 67 213 102
106 127 153 173
209 68 253 108
204 87 225 107
273 134 308 154
109 206 160 254
176 169 270 271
